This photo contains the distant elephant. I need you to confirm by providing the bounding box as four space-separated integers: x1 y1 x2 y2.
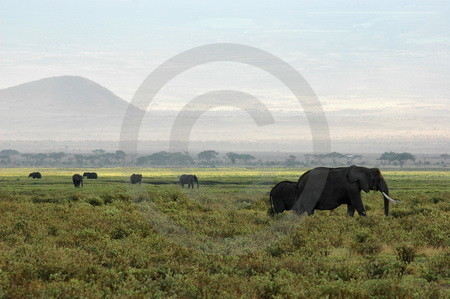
179 174 198 188
293 165 401 217
130 174 143 185
83 172 98 179
268 181 297 215
72 174 83 187
28 172 42 179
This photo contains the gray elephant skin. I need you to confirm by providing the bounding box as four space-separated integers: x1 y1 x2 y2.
293 165 400 217
28 172 42 179
179 174 198 188
269 181 297 215
72 174 83 187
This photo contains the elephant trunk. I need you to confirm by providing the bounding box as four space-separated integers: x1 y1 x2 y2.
268 194 275 216
378 178 402 216
378 178 390 216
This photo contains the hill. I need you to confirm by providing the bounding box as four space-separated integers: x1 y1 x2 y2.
0 76 140 140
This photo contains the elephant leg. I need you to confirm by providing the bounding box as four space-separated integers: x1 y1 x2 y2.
348 192 366 216
347 204 355 217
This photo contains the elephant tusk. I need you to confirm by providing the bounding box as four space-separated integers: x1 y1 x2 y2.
382 192 403 204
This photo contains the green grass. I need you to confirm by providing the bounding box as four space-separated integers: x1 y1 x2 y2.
0 168 448 297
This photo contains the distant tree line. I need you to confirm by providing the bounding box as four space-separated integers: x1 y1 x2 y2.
0 149 127 167
0 149 447 168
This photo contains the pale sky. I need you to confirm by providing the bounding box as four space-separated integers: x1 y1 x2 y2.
1 0 449 153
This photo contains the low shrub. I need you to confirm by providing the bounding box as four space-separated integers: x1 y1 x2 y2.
351 229 383 256
32 196 66 204
420 253 450 282
86 196 103 206
395 244 417 264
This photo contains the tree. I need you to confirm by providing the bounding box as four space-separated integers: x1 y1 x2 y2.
170 152 194 165
285 155 297 167
48 152 66 163
240 154 255 164
325 152 345 165
0 149 20 164
346 154 363 165
115 150 126 160
313 154 325 164
396 152 415 169
379 152 398 165
379 152 415 168
304 154 314 165
92 149 106 155
0 149 20 157
197 150 219 163
226 152 239 164
137 151 193 166
225 152 255 164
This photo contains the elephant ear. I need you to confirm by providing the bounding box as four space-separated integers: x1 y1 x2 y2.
346 166 370 193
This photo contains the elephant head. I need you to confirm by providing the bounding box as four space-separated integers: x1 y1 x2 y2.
346 166 401 216
193 175 199 188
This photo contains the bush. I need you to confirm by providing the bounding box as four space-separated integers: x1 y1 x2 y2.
420 253 450 282
100 193 114 204
87 196 103 206
395 244 417 264
32 196 66 204
365 256 408 278
110 226 131 240
351 229 383 255
69 194 82 202
431 197 443 204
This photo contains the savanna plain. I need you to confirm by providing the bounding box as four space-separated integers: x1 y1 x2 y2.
0 168 448 297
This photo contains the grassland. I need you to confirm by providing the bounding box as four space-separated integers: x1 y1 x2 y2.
0 167 448 297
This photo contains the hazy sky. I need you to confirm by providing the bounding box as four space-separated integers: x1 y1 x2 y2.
1 0 449 153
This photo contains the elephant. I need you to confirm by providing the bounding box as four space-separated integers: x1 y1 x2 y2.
292 165 401 217
130 174 143 185
179 174 198 188
28 172 42 179
83 172 98 179
268 181 297 215
72 174 83 187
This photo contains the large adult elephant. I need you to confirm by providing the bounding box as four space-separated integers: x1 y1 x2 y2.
83 172 98 179
130 174 143 185
28 172 42 179
179 174 198 188
293 165 401 216
72 174 83 187
268 181 297 215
